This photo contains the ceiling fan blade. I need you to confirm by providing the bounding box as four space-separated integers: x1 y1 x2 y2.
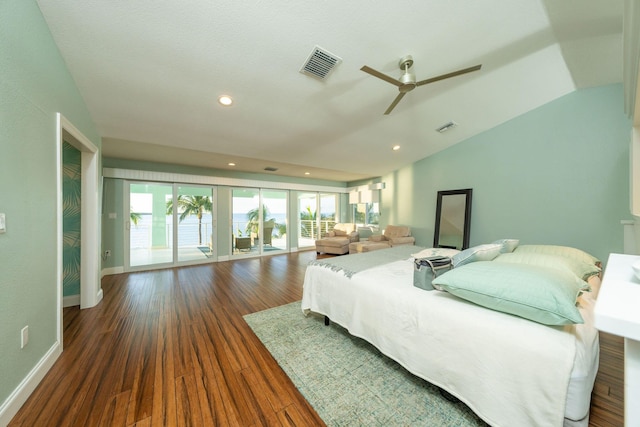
415 64 482 87
361 65 403 87
384 92 406 115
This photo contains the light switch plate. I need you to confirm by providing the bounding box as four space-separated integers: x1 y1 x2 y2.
0 213 5 233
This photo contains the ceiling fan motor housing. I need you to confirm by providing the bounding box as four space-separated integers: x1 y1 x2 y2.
398 55 416 92
399 72 416 92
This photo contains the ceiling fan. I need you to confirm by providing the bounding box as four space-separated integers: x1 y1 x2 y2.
361 55 482 115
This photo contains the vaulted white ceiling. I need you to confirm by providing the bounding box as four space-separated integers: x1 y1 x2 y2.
36 0 623 182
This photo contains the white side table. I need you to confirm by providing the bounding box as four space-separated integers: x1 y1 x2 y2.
594 253 640 426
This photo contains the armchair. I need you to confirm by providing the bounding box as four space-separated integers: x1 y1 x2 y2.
315 223 359 255
263 219 275 246
349 225 415 254
369 225 415 247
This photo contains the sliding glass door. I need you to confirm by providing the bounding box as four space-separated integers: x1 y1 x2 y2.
231 188 259 255
319 193 337 237
261 190 287 253
231 188 288 257
128 182 173 268
297 192 338 249
298 192 317 249
176 185 214 262
127 182 215 270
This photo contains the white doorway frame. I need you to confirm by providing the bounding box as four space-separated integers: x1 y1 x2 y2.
56 113 102 345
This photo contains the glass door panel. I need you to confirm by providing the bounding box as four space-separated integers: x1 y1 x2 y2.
176 185 214 262
298 192 317 248
319 193 337 237
261 190 287 253
129 182 173 267
232 188 259 256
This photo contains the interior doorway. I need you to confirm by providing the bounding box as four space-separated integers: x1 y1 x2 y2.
56 114 101 346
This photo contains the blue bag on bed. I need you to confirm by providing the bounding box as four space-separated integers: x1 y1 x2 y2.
413 256 452 291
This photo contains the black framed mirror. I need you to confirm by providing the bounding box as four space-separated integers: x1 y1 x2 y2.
433 189 472 250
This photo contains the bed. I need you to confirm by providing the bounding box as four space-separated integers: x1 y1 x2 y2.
301 243 602 427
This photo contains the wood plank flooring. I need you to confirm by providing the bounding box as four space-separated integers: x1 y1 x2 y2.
9 251 624 426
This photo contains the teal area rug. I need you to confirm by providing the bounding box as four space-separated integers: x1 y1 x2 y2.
244 302 488 426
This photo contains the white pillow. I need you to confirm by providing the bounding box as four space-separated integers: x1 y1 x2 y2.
452 243 502 267
515 245 600 266
494 252 601 281
492 239 519 253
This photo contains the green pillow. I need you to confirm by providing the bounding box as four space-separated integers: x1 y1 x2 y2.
432 261 588 325
494 252 601 281
514 245 600 266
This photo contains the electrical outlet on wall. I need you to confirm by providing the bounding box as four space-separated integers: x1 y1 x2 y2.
0 213 6 233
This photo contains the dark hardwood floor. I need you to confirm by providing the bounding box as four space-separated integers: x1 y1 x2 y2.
9 251 624 426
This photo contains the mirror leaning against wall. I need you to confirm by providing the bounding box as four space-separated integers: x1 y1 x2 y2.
433 189 472 250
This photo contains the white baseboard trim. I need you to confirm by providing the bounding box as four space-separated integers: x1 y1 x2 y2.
0 341 62 426
217 255 230 262
101 266 124 276
63 294 80 308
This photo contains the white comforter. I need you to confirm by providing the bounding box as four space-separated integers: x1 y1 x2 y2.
302 258 598 427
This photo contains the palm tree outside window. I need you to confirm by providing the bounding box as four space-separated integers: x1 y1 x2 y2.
166 195 212 245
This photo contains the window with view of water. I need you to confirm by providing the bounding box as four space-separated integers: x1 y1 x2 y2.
175 186 214 262
231 188 288 256
127 182 215 269
128 183 173 267
297 192 338 248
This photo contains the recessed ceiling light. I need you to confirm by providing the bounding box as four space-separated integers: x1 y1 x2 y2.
218 95 233 106
392 145 401 151
228 162 236 166
305 172 310 175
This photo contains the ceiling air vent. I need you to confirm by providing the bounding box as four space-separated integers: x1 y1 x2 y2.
436 121 457 133
300 45 342 80
264 167 278 172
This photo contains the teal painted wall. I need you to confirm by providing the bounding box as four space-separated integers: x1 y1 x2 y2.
101 178 124 270
62 141 81 297
381 84 631 264
0 0 100 410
